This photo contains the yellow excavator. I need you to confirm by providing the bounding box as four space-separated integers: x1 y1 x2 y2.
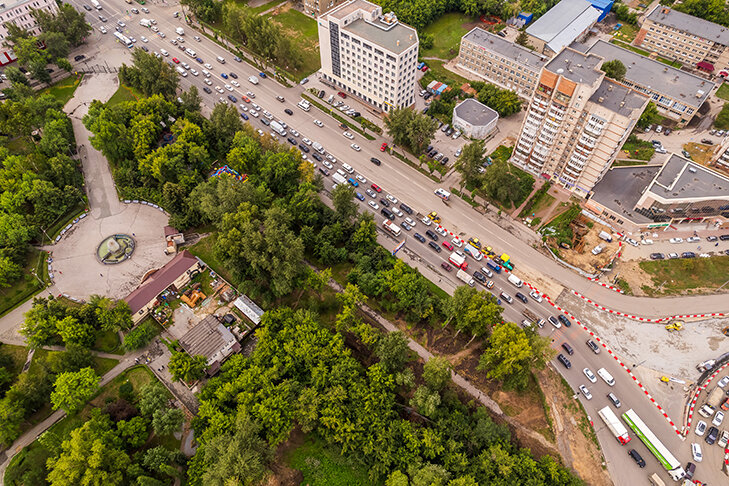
665 320 684 332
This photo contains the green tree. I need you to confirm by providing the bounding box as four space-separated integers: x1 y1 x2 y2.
454 140 486 190
117 416 149 448
409 462 450 486
123 321 159 351
374 331 410 373
179 85 203 113
715 103 729 130
515 30 532 48
56 57 73 72
94 298 133 332
481 159 523 206
143 446 182 476
0 399 25 446
0 256 23 288
152 407 184 436
205 103 244 157
331 183 357 221
410 385 441 416
50 367 99 413
168 352 207 383
637 102 662 129
56 315 94 348
33 4 92 46
138 382 169 417
118 49 180 99
601 59 627 81
39 31 70 60
423 356 451 392
477 84 522 117
386 470 410 486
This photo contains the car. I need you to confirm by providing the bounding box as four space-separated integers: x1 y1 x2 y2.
586 340 600 354
425 230 438 241
355 174 366 183
583 368 597 383
441 262 452 272
579 385 592 400
722 234 729 241
669 237 683 244
558 315 572 327
343 131 354 139
280 108 292 116
386 194 398 204
365 189 376 198
170 39 177 45
718 429 729 448
83 4 92 10
699 404 715 418
649 253 665 260
240 113 248 120
370 157 382 166
286 137 297 145
380 198 389 207
371 184 382 193
628 449 646 468
701 138 714 145
548 316 561 329
421 217 432 226
298 144 309 152
414 233 426 243
214 86 224 93
338 91 347 98
691 443 703 462
354 192 365 201
320 160 333 170
473 271 486 283
368 201 379 210
451 238 462 247
224 84 233 91
428 241 442 253
172 57 180 64
351 143 361 151
719 376 729 388
117 20 126 27
687 236 701 243
668 252 679 259
140 36 148 43
99 26 107 33
204 62 213 69
684 462 696 481
291 129 300 138
260 118 270 127
141 45 149 52
401 222 411 231
713 411 725 426
301 138 312 145
312 153 323 162
625 238 639 247
682 149 692 159
231 80 240 87
557 353 571 369
442 241 454 251
314 119 323 127
682 252 696 258
400 203 413 215
486 281 494 289
607 393 621 408
380 142 388 151
695 420 707 436
707 235 718 242
142 6 149 12
706 426 719 444
529 290 543 302
405 217 417 227
203 87 212 94
515 292 528 304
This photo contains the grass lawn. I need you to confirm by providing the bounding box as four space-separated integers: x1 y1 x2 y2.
39 74 83 105
107 84 140 106
188 233 236 284
94 329 123 355
0 343 28 378
612 23 638 43
421 13 476 59
286 434 375 486
250 0 285 14
0 247 49 317
28 349 119 376
639 256 729 294
683 142 717 165
614 159 648 167
621 136 655 161
421 59 470 90
266 6 321 79
716 83 729 101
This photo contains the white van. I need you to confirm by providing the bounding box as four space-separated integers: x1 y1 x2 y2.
341 163 354 174
176 66 187 77
160 48 169 57
216 56 225 64
597 368 615 386
507 274 523 288
202 69 211 78
185 48 196 57
434 188 450 200
336 169 346 178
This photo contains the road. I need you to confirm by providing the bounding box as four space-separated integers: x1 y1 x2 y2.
62 1 728 484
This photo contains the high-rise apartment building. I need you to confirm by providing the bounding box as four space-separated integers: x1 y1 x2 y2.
635 6 729 74
317 0 418 112
0 0 59 41
511 48 648 196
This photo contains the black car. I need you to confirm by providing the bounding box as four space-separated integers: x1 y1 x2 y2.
441 262 452 272
203 86 212 94
229 72 238 79
312 153 322 162
425 230 438 241
649 253 665 260
381 208 395 220
428 241 442 253
682 251 696 258
352 111 360 117
425 145 433 153
261 118 270 126
557 353 571 369
442 157 449 164
720 234 729 241
497 30 506 37
318 90 325 98
515 292 528 304
428 151 437 158
74 55 85 62
558 315 572 327
707 236 718 242
561 342 574 355
83 4 92 10
685 462 696 480
400 203 413 215
473 271 486 283
401 222 411 231
141 46 149 52
706 426 719 445
370 157 381 166
240 113 248 120
414 233 426 243
284 108 293 115
299 144 310 153
227 95 237 103
628 449 645 468
287 137 297 145
380 198 390 207
318 167 330 177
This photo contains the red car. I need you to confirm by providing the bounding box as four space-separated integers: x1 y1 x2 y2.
241 95 250 103
380 142 388 152
421 66 429 72
172 57 180 64
338 91 347 98
442 241 454 251
371 183 382 193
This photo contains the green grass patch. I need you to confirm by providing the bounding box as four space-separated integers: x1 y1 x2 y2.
4 136 32 154
421 13 476 59
265 7 321 78
39 74 83 105
245 0 284 14
518 182 553 218
0 247 49 317
107 83 140 106
638 256 729 295
613 159 648 167
92 356 120 375
716 83 729 101
621 135 655 161
420 59 470 90
541 203 581 246
286 434 375 486
490 145 513 162
93 329 123 355
188 233 236 284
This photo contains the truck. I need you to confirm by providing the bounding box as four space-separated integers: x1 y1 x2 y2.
457 269 474 287
507 273 523 288
599 230 613 242
248 76 259 85
382 220 401 237
312 141 325 154
500 253 513 270
91 0 101 9
332 173 346 186
706 386 725 408
270 121 286 137
140 18 152 27
175 27 185 36
622 409 685 481
463 244 483 261
598 406 631 445
175 66 187 77
485 260 501 273
448 251 468 270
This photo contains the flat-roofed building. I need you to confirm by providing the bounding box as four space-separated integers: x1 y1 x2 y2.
511 48 648 196
635 6 729 75
302 0 344 17
452 98 499 139
586 40 713 126
526 0 601 57
457 27 548 98
318 0 418 112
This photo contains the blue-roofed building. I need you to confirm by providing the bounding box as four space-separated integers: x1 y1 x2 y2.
589 0 614 22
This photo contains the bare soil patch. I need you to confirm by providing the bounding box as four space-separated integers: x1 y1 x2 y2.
268 428 305 486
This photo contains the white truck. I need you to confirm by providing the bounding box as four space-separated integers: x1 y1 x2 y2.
175 27 185 36
332 173 347 186
91 0 101 9
448 251 467 270
598 406 631 445
140 18 152 27
382 220 401 237
457 269 474 287
312 141 325 154
507 273 523 288
270 121 286 137
248 76 259 85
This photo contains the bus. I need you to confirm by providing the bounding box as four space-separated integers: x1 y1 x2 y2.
597 407 630 445
114 32 133 48
621 409 685 481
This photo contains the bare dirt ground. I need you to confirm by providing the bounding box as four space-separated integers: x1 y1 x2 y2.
554 221 621 274
613 259 653 296
268 428 305 486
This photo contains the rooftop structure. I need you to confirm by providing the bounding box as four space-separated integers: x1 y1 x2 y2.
545 47 603 86
526 0 601 56
179 315 240 376
644 155 729 201
588 78 649 117
452 98 499 139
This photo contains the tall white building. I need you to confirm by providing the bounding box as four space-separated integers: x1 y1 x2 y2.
0 0 59 41
317 0 418 112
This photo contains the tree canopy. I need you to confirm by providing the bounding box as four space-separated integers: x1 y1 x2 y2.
600 60 626 81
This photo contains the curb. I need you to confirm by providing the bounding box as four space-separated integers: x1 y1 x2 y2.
685 362 729 434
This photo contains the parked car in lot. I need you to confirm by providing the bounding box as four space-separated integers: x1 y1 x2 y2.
695 420 707 436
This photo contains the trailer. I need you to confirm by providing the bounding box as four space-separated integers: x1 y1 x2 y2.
598 407 631 445
622 409 685 481
448 251 468 270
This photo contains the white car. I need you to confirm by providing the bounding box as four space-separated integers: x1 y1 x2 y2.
641 239 654 245
451 238 462 247
190 69 199 76
435 226 447 237
249 111 259 118
455 148 462 157
225 84 233 91
170 39 177 45
421 217 432 226
583 368 597 383
719 430 729 448
140 36 148 43
158 32 166 38
231 80 240 87
351 143 361 151
141 6 149 12
687 236 701 243
625 238 638 247
691 443 702 462
204 78 212 86
718 376 729 388
530 290 543 302
246 91 255 98
291 129 300 138
368 201 379 210
713 411 724 426
239 104 248 112
314 119 323 127
343 131 354 139
386 194 398 204
151 25 159 32
578 385 592 400
99 26 107 34
366 189 377 198
391 207 403 217
700 253 711 258
356 174 366 183
177 36 184 43
204 63 213 69
669 237 683 244
302 138 312 146
322 160 333 170
695 420 707 436
117 20 126 27
215 86 224 93
405 217 417 227
325 153 335 163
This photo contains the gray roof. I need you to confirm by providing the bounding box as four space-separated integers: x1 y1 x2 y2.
526 0 600 53
647 154 729 200
588 78 648 117
647 6 729 46
462 27 548 72
179 315 238 360
345 17 417 54
546 48 603 86
586 40 713 109
590 165 662 224
453 98 499 126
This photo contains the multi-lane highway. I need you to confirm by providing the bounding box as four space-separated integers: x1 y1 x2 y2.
66 2 729 484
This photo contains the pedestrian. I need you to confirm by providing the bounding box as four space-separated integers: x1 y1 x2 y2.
132 233 135 236
716 242 719 247
100 273 103 276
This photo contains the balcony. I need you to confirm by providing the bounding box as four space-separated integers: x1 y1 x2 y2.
584 125 602 137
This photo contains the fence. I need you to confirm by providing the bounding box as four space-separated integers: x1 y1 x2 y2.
77 64 119 74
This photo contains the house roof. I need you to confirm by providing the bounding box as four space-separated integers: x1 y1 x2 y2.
526 0 600 53
179 315 238 361
588 78 648 117
647 6 729 47
124 250 199 314
546 47 603 86
453 98 499 127
646 154 729 201
163 225 180 237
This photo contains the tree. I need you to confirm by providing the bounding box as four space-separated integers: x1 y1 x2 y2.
409 463 450 486
55 315 94 348
143 446 182 476
454 140 486 190
410 385 441 417
384 106 414 148
179 85 203 113
423 356 452 392
33 4 92 46
386 470 410 486
374 331 410 372
205 103 244 157
152 407 184 436
118 49 180 99
0 257 23 288
94 298 133 332
117 416 149 448
477 84 522 117
168 352 207 383
39 31 70 60
123 321 158 351
481 159 523 206
407 110 438 154
0 399 25 446
21 297 65 348
515 31 532 48
331 183 357 221
637 102 662 129
601 59 626 81
139 382 169 417
56 57 73 72
50 367 99 413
